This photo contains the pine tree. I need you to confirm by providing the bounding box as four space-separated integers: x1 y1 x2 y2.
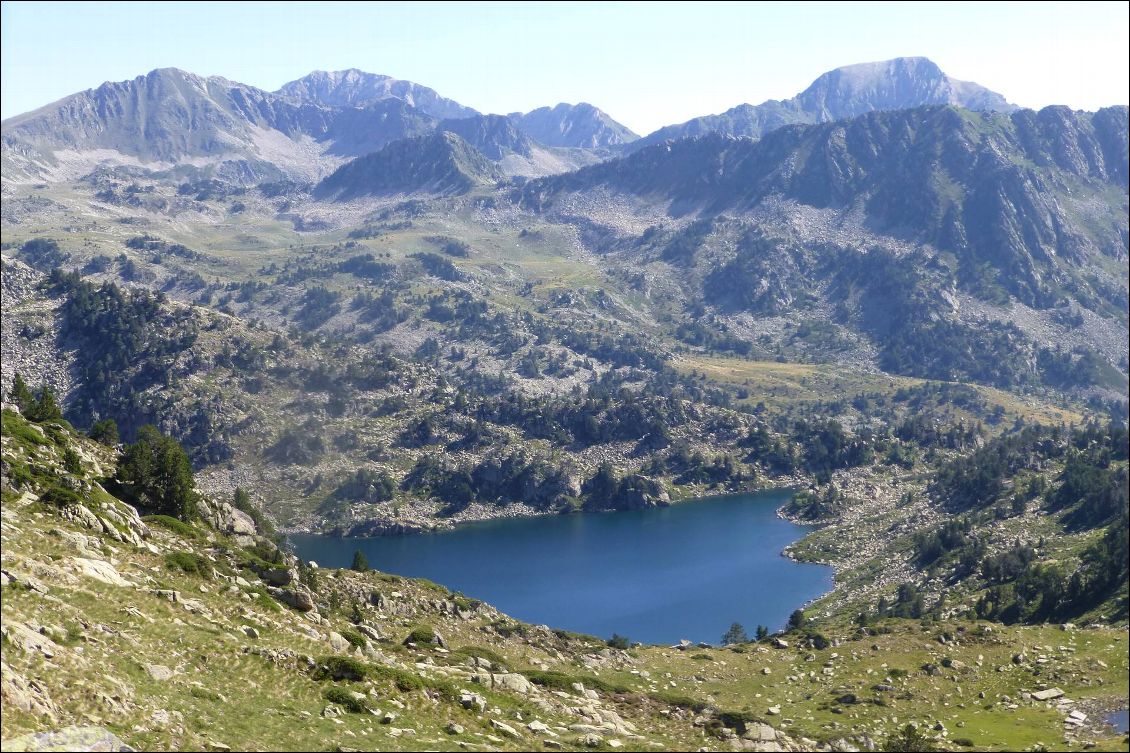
116 425 197 520
89 418 119 446
350 550 369 572
721 622 748 645
26 385 63 422
7 373 35 414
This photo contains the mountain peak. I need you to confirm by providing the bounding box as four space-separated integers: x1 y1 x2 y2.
631 56 1013 152
796 56 1013 119
277 70 476 120
509 102 638 149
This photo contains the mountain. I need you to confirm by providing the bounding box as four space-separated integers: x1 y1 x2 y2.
523 105 1127 299
438 114 535 160
1 68 338 179
1 68 607 184
0 67 448 182
321 98 437 156
509 103 638 148
276 68 477 119
314 130 500 199
631 57 1014 151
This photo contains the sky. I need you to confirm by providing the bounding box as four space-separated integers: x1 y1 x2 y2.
1 1 1127 134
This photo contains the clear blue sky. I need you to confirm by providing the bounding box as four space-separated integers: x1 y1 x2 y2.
2 1 1127 133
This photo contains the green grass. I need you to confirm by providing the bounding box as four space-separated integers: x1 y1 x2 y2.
144 514 201 539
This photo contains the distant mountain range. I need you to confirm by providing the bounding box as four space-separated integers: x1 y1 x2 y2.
3 57 1026 186
628 57 1014 151
522 104 1128 309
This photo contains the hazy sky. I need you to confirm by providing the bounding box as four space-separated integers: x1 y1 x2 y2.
2 1 1127 133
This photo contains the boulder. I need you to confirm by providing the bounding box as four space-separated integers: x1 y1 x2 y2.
260 567 296 587
269 586 316 612
489 719 521 739
1031 688 1065 701
327 632 351 653
355 624 384 642
145 665 174 682
459 691 486 711
70 558 133 588
492 673 534 694
1 622 58 658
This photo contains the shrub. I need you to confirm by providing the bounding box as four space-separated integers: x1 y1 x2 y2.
323 686 370 713
164 551 213 579
143 514 200 539
89 418 120 446
339 629 367 649
522 670 631 694
405 626 437 645
350 550 369 572
62 447 84 476
314 656 368 682
451 646 506 667
116 425 198 521
607 633 631 649
368 663 427 692
40 486 83 508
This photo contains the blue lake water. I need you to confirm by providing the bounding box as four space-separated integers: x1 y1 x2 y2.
1107 708 1129 733
289 489 833 645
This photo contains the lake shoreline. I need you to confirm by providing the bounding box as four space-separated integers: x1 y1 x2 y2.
289 488 834 645
283 474 814 539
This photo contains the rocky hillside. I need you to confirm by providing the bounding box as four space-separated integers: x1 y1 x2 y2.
630 57 1014 151
314 131 502 199
518 105 1129 393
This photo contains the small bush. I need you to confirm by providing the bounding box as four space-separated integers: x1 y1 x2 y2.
451 645 506 667
143 514 200 539
405 625 437 645
62 447 84 476
253 590 282 613
607 633 631 649
40 485 83 508
522 670 631 694
164 551 214 579
314 656 368 681
339 629 367 649
323 686 370 713
649 691 708 712
190 686 223 702
368 663 427 692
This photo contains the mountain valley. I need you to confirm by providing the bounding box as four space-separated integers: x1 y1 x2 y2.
2 53 1128 752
